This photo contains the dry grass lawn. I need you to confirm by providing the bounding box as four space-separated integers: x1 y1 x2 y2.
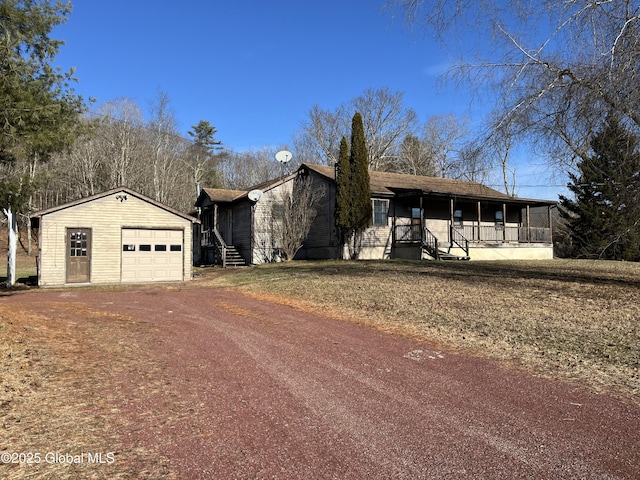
207 259 640 403
1 254 638 479
0 295 173 479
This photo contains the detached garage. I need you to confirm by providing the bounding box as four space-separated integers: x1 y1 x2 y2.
31 187 199 287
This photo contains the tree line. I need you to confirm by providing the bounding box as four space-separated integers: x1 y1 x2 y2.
3 0 640 265
17 86 488 216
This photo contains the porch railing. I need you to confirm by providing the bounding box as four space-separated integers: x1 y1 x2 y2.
201 228 211 247
395 224 422 242
456 225 551 243
201 227 228 267
396 223 551 245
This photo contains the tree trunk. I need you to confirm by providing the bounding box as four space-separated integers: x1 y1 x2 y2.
4 207 17 287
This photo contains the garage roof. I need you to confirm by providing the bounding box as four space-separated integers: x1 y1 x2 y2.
32 187 200 222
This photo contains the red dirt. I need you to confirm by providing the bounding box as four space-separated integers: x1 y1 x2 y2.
3 283 639 479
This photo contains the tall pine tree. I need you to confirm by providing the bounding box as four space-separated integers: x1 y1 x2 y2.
1 0 85 286
350 112 372 235
335 136 351 240
559 114 640 261
334 113 372 259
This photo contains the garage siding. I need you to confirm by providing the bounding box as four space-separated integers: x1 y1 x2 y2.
37 191 193 286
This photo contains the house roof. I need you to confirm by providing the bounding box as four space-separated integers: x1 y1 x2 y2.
196 164 555 207
196 173 297 206
32 186 199 223
199 188 248 203
303 164 555 205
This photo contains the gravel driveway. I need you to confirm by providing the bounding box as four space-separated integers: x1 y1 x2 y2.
5 284 639 479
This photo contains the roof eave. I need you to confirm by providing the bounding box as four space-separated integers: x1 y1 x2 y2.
33 187 200 223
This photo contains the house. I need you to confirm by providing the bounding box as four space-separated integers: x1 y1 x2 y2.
195 175 297 266
195 164 555 265
31 187 199 286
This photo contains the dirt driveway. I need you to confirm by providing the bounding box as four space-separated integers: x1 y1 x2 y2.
3 284 639 479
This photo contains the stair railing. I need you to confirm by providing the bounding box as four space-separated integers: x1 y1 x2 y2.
211 228 228 268
422 227 440 260
450 226 470 257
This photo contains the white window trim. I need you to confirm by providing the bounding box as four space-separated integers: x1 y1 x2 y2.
372 199 389 226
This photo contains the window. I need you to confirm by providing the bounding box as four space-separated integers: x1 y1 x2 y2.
155 244 167 252
139 244 152 252
454 209 463 226
373 199 389 226
495 210 504 226
69 231 88 257
123 244 135 252
410 207 422 240
170 244 182 252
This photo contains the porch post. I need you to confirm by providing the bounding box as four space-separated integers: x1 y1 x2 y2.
502 203 507 242
526 204 531 243
420 195 424 243
392 197 397 251
477 201 482 241
549 205 553 242
450 198 454 225
450 198 455 244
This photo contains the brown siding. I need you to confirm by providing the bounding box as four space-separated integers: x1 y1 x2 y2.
297 171 340 259
233 202 253 262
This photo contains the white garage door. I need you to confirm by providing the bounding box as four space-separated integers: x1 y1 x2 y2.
121 229 184 282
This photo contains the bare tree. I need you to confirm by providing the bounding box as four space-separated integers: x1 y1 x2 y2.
388 0 640 173
218 148 284 189
65 119 104 197
353 87 418 170
295 104 350 165
451 142 492 184
147 91 183 205
396 133 436 176
97 98 146 189
296 87 417 170
421 114 472 178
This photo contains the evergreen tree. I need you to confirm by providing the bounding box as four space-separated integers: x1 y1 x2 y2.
334 136 350 238
1 1 83 160
334 113 372 259
350 112 372 234
187 119 223 187
1 0 85 285
559 114 640 260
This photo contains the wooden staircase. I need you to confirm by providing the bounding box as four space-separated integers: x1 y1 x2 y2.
210 228 247 267
222 245 246 267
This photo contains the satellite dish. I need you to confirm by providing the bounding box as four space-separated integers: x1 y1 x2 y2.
275 150 292 164
248 189 263 202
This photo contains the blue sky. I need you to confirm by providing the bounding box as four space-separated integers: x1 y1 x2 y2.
53 1 562 200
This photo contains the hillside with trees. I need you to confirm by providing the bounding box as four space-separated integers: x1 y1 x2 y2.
4 0 640 264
